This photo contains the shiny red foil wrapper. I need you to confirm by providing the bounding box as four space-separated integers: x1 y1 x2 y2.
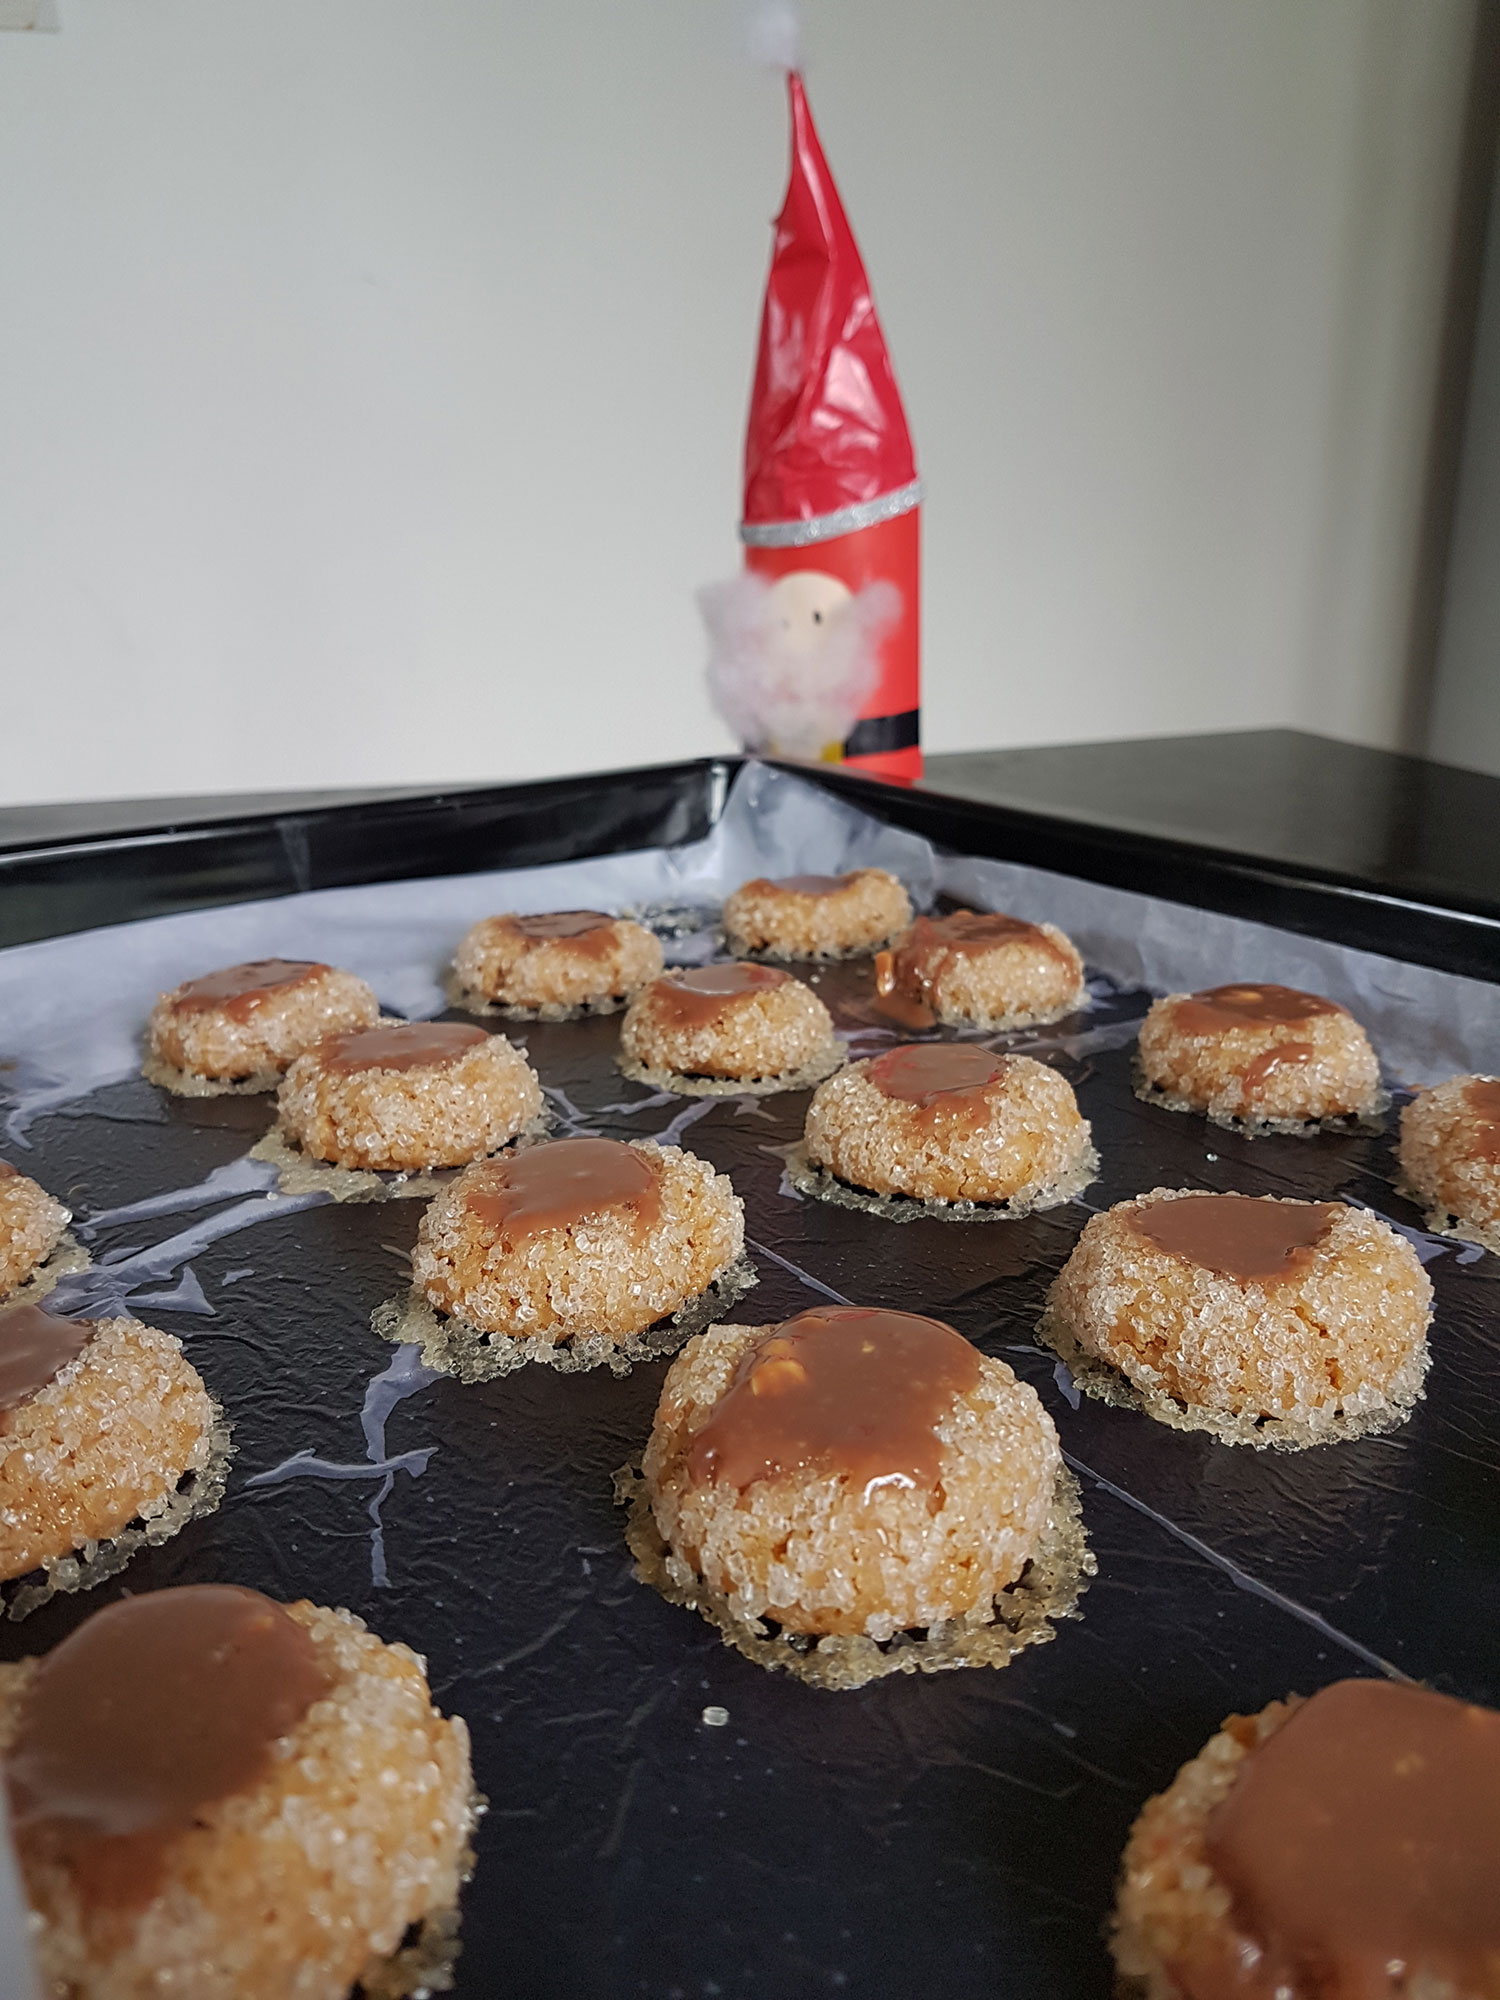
742 73 921 783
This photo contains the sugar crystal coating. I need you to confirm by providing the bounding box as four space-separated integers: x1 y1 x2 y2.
803 1050 1094 1206
454 912 662 1013
878 913 1086 1029
0 1169 70 1299
0 1598 475 2000
643 1318 1061 1641
145 964 380 1087
0 1315 218 1581
1399 1073 1500 1251
620 967 840 1087
722 869 912 960
414 1141 744 1343
276 1028 543 1172
1137 985 1382 1128
1040 1188 1431 1443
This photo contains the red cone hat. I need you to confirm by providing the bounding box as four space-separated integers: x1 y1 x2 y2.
741 72 922 781
744 73 917 527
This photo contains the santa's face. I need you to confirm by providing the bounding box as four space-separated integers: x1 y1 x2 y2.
763 570 853 660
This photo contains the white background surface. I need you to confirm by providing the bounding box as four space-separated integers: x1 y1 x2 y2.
0 1 1475 804
1432 139 1500 780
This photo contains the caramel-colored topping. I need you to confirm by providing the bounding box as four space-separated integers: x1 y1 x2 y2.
1129 1194 1336 1282
1238 1041 1314 1097
1194 1679 1500 1999
649 963 789 1029
6 1585 330 1911
910 910 1059 957
768 873 851 897
1172 983 1341 1037
0 1303 91 1417
172 958 326 1021
875 911 1075 1026
464 1136 662 1246
866 1043 1006 1110
871 951 938 1030
509 910 618 958
687 1306 982 1498
1466 1078 1500 1164
0 1159 17 1180
317 1021 487 1075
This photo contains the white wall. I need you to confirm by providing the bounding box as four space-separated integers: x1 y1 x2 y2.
0 1 1476 805
1430 144 1500 777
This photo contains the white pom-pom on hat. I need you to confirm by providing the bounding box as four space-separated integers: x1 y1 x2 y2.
742 0 803 72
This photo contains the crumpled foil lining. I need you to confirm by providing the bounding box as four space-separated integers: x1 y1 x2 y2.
371 1255 760 1384
615 1463 1093 1692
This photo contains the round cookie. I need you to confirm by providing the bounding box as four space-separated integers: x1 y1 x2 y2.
619 963 843 1095
1039 1188 1431 1446
1 1584 476 2000
873 910 1086 1031
799 1043 1096 1214
1112 1679 1500 2000
453 909 663 1017
1399 1073 1500 1251
722 869 912 960
1136 982 1383 1131
0 1162 71 1300
629 1305 1092 1688
642 1307 1063 1643
145 958 381 1093
411 1135 745 1350
275 1021 543 1173
0 1303 226 1608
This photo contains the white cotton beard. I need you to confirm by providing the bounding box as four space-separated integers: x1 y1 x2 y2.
700 574 901 760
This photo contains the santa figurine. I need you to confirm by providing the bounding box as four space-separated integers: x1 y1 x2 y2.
702 67 922 783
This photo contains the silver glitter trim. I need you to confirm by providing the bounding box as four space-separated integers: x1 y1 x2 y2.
740 478 923 549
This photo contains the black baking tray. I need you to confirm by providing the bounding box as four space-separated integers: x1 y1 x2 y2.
2 761 1498 1999
4 750 1499 978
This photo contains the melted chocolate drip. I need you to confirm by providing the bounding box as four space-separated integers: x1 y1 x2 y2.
687 1307 982 1498
464 1137 661 1247
866 1043 1006 1113
172 959 325 1021
1129 1195 1336 1282
650 964 789 1030
318 1022 488 1075
6 1585 331 1910
1192 1679 1500 1999
1172 983 1341 1036
1465 1077 1500 1164
0 1303 91 1417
